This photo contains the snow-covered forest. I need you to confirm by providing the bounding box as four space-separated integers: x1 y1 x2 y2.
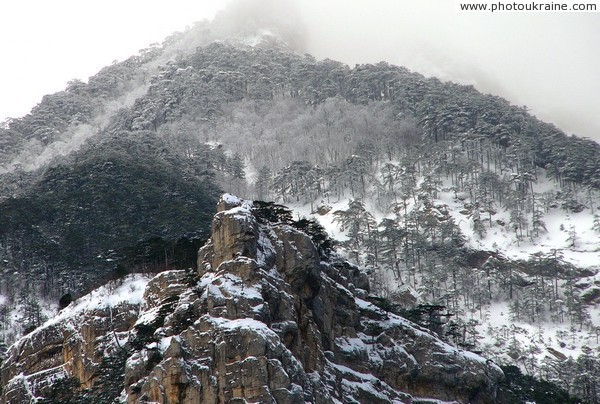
1 21 599 402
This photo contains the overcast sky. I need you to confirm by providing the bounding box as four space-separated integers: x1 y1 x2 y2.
1 0 599 141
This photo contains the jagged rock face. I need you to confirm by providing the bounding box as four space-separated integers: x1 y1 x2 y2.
1 194 503 403
129 195 503 403
0 277 148 403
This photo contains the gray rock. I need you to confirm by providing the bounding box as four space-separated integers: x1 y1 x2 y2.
1 195 503 404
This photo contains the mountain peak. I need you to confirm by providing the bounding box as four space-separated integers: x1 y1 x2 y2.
210 0 308 54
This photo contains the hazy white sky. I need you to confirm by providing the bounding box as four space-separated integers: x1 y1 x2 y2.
0 0 225 122
295 0 600 140
1 0 599 141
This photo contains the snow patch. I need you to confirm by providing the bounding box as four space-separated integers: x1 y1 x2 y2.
43 274 151 329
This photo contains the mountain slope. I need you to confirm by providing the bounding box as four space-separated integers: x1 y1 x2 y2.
0 12 598 402
0 195 504 403
0 130 219 310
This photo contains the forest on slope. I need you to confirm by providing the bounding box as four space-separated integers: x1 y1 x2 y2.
0 20 599 402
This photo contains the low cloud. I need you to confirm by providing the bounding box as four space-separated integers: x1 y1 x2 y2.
2 0 598 142
212 0 308 52
216 0 599 140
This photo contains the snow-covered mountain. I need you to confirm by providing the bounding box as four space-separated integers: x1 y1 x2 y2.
0 7 599 403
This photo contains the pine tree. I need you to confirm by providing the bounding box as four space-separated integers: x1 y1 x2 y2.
592 214 600 233
333 199 376 265
378 217 406 281
573 346 600 403
566 225 578 248
471 203 486 239
272 161 320 204
228 152 246 180
0 304 10 340
255 165 272 201
22 296 47 333
531 204 547 240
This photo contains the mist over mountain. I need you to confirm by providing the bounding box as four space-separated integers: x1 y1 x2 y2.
0 5 599 403
274 0 600 141
212 0 308 52
3 0 597 141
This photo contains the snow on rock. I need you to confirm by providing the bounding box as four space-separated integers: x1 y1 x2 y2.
0 274 152 403
1 195 504 403
222 192 243 206
217 192 253 213
130 195 503 403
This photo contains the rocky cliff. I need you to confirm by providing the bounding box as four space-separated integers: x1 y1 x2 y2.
0 194 503 403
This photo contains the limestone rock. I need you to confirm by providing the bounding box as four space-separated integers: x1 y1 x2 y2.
199 195 258 272
0 276 147 403
1 194 504 404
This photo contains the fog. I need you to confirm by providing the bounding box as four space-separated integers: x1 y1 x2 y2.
270 0 600 140
1 0 598 141
0 83 149 174
0 0 224 125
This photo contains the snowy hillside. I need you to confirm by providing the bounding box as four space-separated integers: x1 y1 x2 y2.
283 160 600 398
0 9 599 402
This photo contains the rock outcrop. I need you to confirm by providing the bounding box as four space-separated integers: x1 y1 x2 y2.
0 276 150 403
0 194 503 403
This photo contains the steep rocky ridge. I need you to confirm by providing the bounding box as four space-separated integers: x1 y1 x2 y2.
1 195 503 403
